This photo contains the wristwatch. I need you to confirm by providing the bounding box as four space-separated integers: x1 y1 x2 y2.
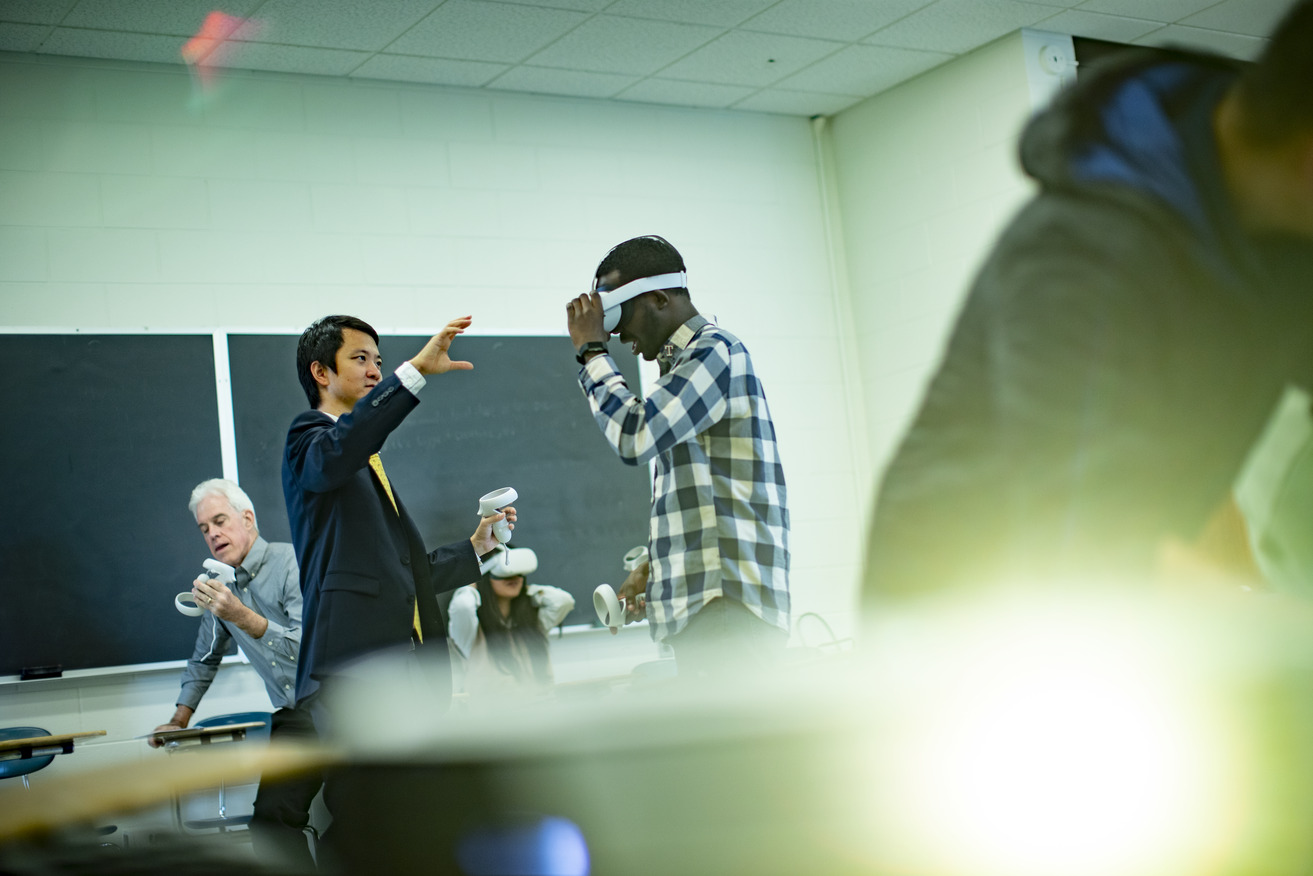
576 341 608 364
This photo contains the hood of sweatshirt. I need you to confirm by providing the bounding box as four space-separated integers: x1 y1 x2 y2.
1017 48 1313 356
1020 50 1243 254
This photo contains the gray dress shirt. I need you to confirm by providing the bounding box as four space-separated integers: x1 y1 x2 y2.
176 537 302 711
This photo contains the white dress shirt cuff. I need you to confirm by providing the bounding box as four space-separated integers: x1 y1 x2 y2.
396 360 426 395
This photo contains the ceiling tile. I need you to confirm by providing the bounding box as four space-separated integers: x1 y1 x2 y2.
1036 9 1164 42
0 21 51 51
617 78 756 108
488 65 638 98
1072 0 1222 20
732 88 861 116
1133 23 1268 59
741 0 936 41
387 0 588 63
525 14 723 75
0 0 79 25
658 30 843 87
61 0 262 36
779 43 949 96
212 41 371 76
350 53 508 87
246 0 439 51
866 0 1066 54
604 0 776 27
1179 0 1295 37
39 27 189 64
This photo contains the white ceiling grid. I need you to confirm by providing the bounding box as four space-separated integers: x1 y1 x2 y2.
0 0 1295 115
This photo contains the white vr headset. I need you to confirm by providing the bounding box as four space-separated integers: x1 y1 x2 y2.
483 546 538 579
595 271 688 333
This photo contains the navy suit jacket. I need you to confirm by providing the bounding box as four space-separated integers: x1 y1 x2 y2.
283 372 480 705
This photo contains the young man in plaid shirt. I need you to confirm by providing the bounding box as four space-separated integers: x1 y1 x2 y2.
566 235 790 676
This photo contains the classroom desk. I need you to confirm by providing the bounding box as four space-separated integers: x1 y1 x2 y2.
0 730 106 762
0 742 337 843
149 722 264 750
150 721 270 834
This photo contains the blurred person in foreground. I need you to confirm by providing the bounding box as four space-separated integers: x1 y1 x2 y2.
864 2 1313 604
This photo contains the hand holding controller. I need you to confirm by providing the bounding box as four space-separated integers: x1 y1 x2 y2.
175 559 237 616
595 545 651 632
477 487 517 543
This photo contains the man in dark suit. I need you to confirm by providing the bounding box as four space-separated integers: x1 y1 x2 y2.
283 313 511 710
253 313 512 870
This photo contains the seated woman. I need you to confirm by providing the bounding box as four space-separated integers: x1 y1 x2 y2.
447 546 575 699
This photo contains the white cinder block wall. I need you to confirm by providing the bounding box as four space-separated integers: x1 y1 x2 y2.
827 31 1038 524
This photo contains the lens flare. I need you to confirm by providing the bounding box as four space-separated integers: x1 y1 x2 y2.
863 598 1245 876
180 11 261 93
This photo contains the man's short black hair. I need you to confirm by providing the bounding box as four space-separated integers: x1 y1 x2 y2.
594 235 687 290
1236 0 1313 146
296 315 379 408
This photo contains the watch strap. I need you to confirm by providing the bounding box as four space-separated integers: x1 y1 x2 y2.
576 341 608 364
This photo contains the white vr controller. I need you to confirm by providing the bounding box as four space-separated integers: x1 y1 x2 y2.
593 544 650 630
477 487 516 544
623 545 648 571
175 558 236 617
596 271 687 333
593 584 625 630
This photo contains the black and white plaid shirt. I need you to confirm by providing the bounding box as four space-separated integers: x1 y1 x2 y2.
579 316 790 642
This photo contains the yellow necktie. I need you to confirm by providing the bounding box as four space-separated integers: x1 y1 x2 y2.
369 453 422 643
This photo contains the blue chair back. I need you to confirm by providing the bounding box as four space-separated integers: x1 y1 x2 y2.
193 712 272 744
178 712 274 833
0 726 54 781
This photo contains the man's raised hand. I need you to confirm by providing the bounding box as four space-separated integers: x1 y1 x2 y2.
410 316 474 376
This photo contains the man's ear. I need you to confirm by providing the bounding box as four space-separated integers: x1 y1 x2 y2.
309 359 333 389
650 289 671 310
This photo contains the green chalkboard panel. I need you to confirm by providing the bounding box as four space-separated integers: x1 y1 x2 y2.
0 334 224 676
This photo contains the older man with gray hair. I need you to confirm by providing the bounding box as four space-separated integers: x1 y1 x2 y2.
149 478 301 743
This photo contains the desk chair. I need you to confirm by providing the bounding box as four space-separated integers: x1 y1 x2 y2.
1 726 120 845
175 711 272 835
0 726 54 789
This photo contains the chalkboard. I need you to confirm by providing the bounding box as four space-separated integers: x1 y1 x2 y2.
228 333 651 627
0 331 651 678
0 334 225 677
